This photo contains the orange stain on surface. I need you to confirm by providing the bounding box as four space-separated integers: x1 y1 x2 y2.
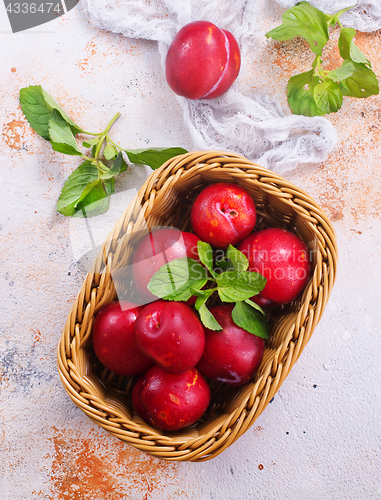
77 39 98 72
252 425 263 436
2 119 26 150
76 35 134 75
31 328 42 343
270 37 313 76
44 427 178 500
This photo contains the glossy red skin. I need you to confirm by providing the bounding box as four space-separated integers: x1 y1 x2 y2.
239 228 311 304
132 366 211 431
132 228 201 303
250 295 276 310
196 304 265 385
165 20 241 100
92 301 154 376
190 182 257 249
134 300 205 374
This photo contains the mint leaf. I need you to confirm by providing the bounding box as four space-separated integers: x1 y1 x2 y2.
148 257 208 299
287 69 322 116
265 1 329 55
20 85 189 219
103 143 118 160
193 288 215 302
232 301 270 339
197 302 222 331
19 85 82 140
225 244 249 272
20 86 52 139
57 162 114 218
100 152 129 180
245 298 266 316
339 62 379 98
328 59 357 82
216 271 266 302
193 287 216 311
82 137 100 148
313 79 343 114
267 3 378 117
57 161 98 216
49 109 82 156
74 178 114 218
164 278 208 302
339 27 370 67
125 147 187 169
74 197 111 218
197 241 216 277
41 87 82 135
287 68 343 116
215 256 235 273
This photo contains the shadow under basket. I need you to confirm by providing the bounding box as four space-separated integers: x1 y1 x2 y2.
57 151 338 462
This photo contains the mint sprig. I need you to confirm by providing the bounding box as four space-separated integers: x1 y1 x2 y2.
266 2 379 116
147 241 270 339
19 85 187 217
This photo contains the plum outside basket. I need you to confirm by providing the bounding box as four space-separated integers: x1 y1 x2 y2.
57 151 338 462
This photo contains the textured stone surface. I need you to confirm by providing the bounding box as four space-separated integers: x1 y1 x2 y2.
0 3 380 500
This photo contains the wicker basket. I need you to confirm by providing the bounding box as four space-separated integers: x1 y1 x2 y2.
57 151 338 462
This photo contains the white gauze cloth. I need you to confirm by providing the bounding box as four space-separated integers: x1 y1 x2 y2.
80 0 381 174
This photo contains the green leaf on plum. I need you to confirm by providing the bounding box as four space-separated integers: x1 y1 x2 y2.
225 244 249 272
192 288 215 313
232 301 270 339
245 298 266 316
164 278 208 302
147 247 269 337
197 241 217 278
148 257 208 299
216 271 267 302
197 303 222 331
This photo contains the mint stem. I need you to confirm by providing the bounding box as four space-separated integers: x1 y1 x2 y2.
93 113 121 173
79 112 121 138
106 136 124 151
104 112 121 135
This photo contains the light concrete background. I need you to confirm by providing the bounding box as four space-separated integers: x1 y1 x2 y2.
0 2 380 500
